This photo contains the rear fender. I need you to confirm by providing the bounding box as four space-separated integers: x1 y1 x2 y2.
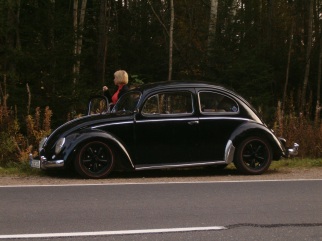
228 122 286 160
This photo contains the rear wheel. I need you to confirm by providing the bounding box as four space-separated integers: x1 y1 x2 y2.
74 141 114 179
234 137 272 175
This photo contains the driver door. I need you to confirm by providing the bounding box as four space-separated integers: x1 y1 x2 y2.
134 90 199 166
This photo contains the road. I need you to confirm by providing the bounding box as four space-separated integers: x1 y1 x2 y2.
1 179 322 240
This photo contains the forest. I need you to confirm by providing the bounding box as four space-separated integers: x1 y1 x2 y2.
0 0 322 165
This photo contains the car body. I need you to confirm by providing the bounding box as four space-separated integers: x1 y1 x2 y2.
30 81 299 178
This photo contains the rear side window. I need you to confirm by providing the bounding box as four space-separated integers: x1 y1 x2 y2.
199 91 238 113
142 91 193 115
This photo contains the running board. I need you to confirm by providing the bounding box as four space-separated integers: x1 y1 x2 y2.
134 161 227 171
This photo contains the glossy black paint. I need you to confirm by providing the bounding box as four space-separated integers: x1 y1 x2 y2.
36 81 290 177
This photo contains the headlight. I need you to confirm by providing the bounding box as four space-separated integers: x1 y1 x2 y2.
55 137 65 154
39 137 48 153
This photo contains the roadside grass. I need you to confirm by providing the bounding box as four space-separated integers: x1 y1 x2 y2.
0 158 321 177
270 158 322 168
0 162 43 177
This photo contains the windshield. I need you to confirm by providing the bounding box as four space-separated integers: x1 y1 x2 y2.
112 91 141 113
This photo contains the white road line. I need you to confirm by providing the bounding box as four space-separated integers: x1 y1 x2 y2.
0 226 226 239
0 178 321 188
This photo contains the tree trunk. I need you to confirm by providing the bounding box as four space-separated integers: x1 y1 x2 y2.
282 21 294 112
49 0 56 93
6 0 21 72
97 0 109 85
78 0 87 55
314 0 322 124
149 1 192 77
316 36 322 124
206 0 218 59
168 0 174 81
15 0 21 51
207 0 218 57
301 0 313 112
72 0 79 93
205 0 218 79
72 0 87 93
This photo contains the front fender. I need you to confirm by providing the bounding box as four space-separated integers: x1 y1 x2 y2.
60 129 134 168
229 121 286 159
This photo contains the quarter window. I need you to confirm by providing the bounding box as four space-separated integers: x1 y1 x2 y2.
199 92 238 113
142 92 193 115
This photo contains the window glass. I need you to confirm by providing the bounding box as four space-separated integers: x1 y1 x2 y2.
199 92 238 113
113 92 141 113
142 92 193 115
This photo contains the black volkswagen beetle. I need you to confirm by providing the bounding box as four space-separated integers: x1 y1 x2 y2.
30 81 299 178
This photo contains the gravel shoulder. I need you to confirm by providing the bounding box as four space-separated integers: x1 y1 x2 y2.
0 167 321 186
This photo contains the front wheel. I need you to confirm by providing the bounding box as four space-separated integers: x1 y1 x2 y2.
234 137 272 175
74 141 114 179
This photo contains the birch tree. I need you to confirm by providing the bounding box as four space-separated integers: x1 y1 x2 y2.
148 0 177 80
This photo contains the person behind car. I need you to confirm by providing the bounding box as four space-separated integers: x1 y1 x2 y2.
103 70 129 105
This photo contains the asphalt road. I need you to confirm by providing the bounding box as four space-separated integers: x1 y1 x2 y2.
1 180 322 240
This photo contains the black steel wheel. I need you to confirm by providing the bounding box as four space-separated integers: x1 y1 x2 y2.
234 137 272 175
74 141 114 179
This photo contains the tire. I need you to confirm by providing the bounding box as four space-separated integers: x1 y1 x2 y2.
74 141 114 179
234 136 272 175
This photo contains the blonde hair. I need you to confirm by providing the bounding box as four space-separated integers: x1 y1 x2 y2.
114 70 129 85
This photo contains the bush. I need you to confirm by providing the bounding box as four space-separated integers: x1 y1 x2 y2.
274 100 322 158
0 78 52 167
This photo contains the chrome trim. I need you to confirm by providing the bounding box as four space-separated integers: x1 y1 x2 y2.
38 137 48 153
112 139 134 168
135 161 227 170
40 156 64 169
287 143 299 156
199 116 253 122
85 131 135 168
224 140 235 164
136 117 199 124
29 154 64 169
91 121 134 129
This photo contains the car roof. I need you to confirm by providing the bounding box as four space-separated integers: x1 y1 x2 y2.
133 80 245 100
132 80 257 113
134 80 231 93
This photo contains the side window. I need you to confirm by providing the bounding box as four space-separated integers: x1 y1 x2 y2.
199 92 238 113
113 92 141 112
142 92 193 115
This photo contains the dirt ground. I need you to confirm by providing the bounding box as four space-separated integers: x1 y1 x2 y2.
0 167 321 186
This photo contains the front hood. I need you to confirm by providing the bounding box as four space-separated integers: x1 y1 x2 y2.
43 112 133 149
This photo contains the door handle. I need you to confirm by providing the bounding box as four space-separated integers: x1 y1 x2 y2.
188 120 199 125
